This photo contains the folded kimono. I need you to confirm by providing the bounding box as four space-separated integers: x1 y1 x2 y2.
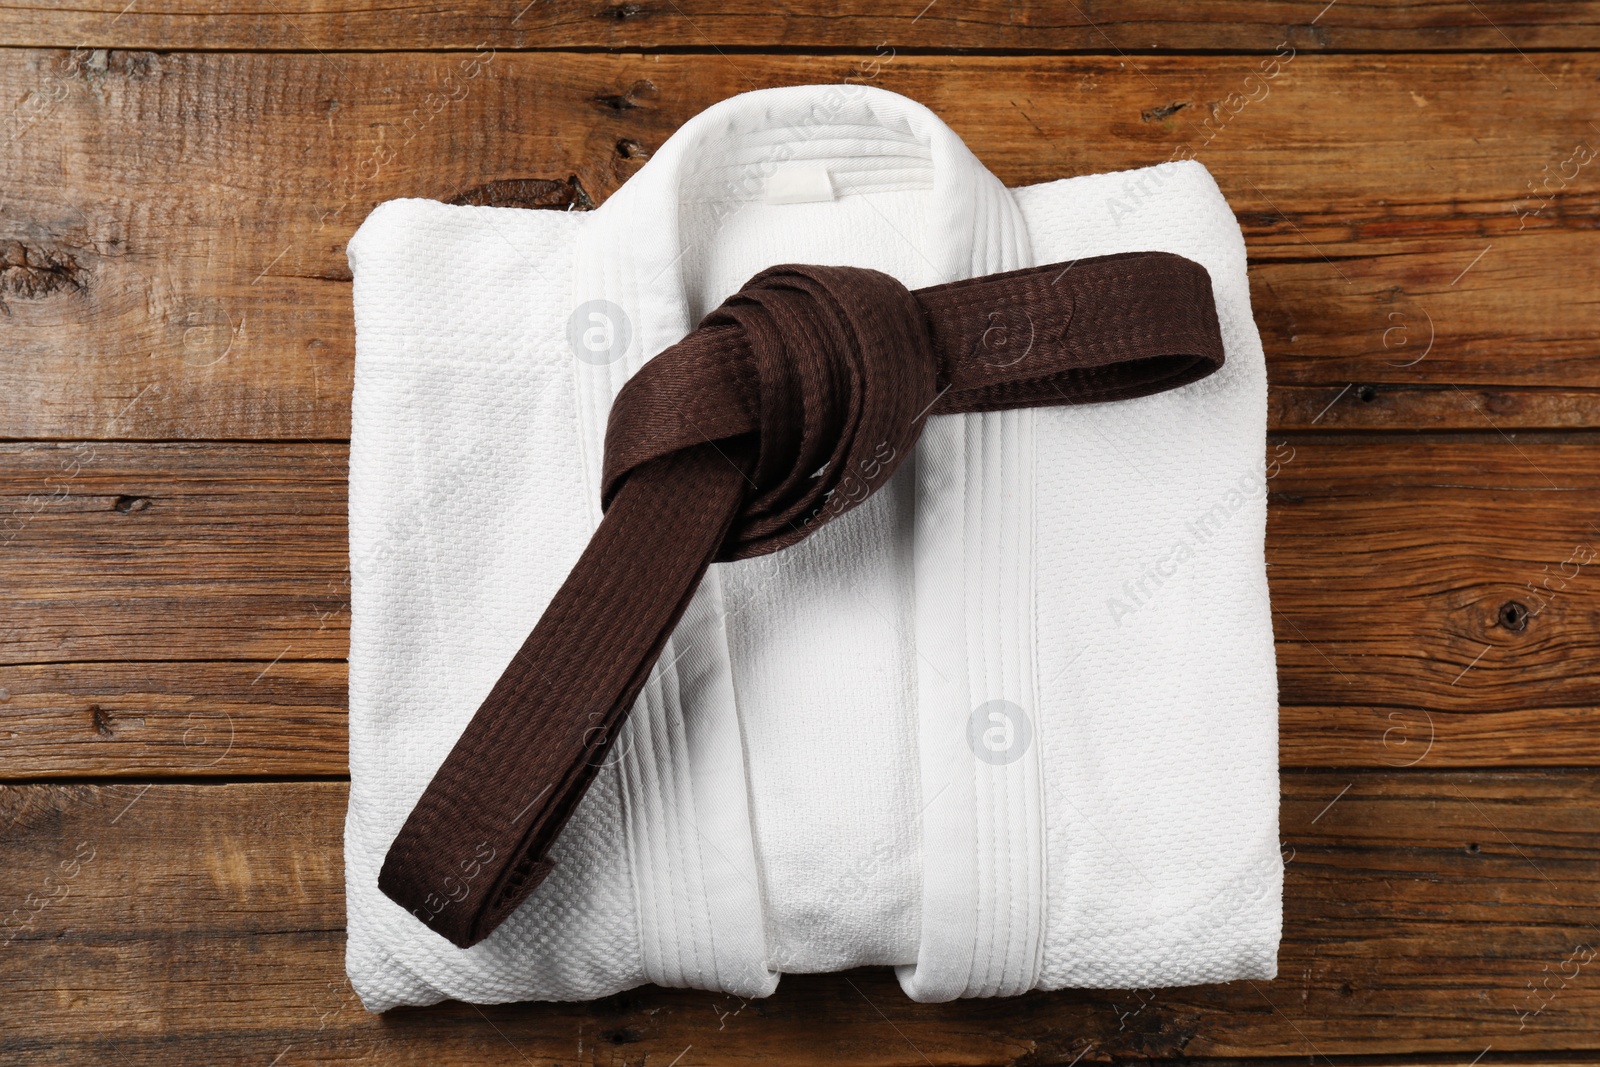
344 83 1281 1011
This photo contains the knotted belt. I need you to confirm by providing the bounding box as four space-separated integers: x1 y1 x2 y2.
379 250 1227 948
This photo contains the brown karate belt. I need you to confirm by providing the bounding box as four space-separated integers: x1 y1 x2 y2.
379 250 1227 948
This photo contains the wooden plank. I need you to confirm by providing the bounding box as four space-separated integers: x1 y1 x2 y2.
1258 228 1600 431
0 661 348 777
1 52 1596 438
2 0 1599 52
3 772 1598 1063
4 436 1600 774
0 442 348 663
1266 436 1600 724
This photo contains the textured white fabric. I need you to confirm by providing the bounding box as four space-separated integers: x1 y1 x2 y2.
1015 167 1282 989
344 84 1280 1012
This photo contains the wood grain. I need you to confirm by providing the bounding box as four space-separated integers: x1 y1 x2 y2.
4 437 1599 774
1 51 1595 438
0 442 348 663
1267 436 1600 720
0 661 348 777
3 772 1598 1064
2 0 1598 53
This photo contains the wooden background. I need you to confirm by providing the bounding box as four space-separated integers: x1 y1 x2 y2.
3 1 1599 1064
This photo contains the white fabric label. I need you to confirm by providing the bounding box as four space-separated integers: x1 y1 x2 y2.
765 165 836 204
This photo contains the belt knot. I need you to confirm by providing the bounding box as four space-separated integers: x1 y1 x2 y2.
602 264 938 561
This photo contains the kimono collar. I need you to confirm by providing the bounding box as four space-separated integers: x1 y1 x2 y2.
568 83 1032 491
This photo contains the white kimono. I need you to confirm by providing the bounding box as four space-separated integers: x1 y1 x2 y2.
344 83 1281 1011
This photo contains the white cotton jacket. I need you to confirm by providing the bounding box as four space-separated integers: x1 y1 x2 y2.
344 83 1281 1011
